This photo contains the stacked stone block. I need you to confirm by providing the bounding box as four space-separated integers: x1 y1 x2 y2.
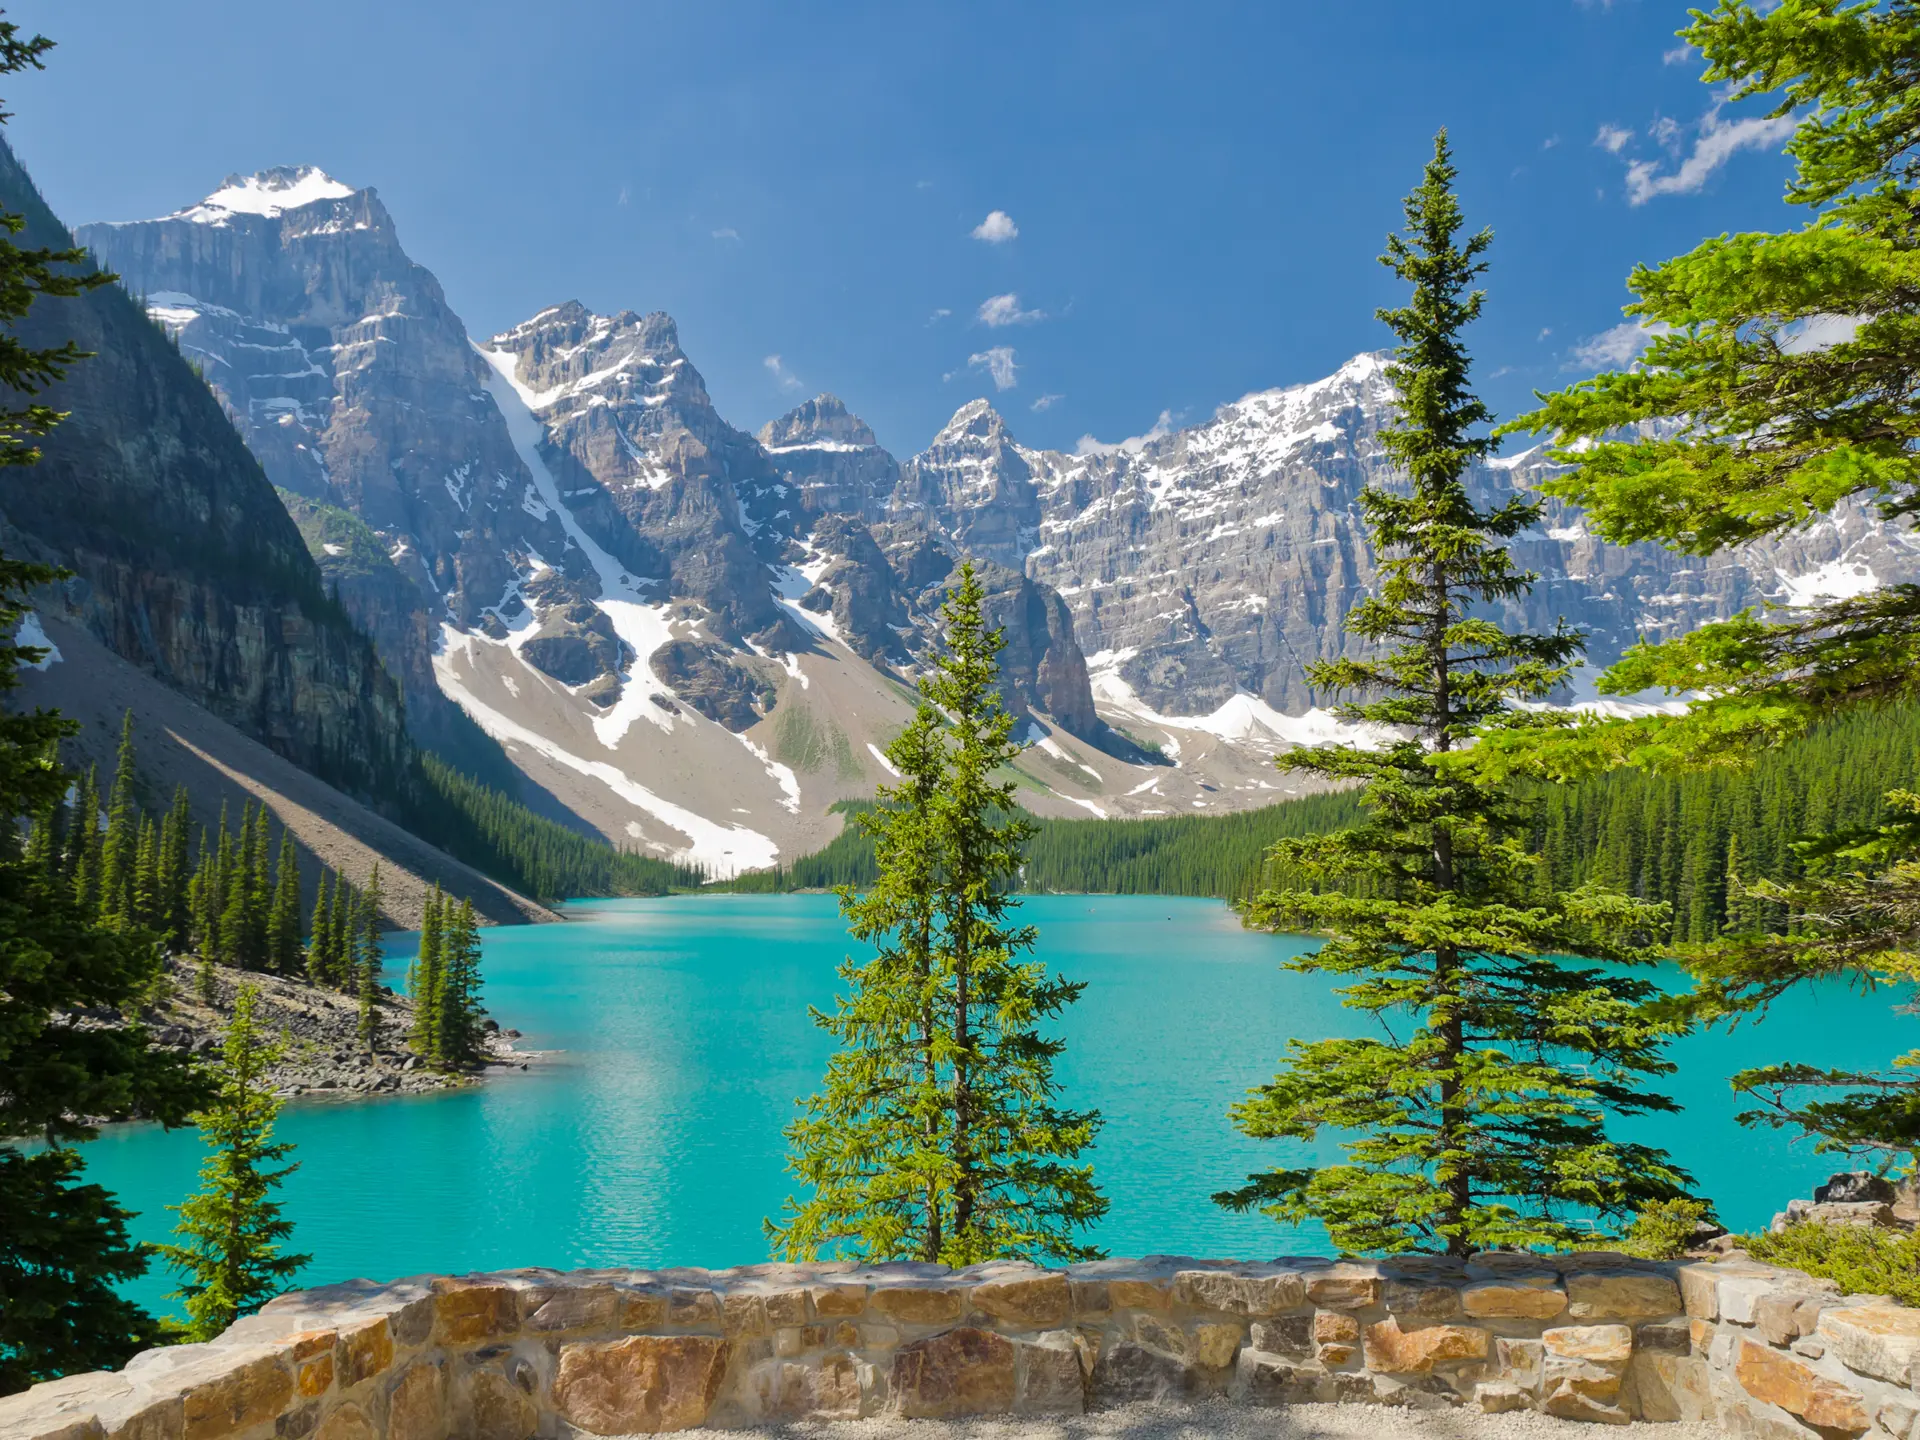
4 1253 1918 1438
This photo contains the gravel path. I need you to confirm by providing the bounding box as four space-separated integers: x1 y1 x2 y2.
671 1402 1721 1440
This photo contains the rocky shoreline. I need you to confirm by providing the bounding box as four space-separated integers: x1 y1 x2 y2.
135 955 532 1100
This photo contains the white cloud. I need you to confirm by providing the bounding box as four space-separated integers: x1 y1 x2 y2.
927 307 952 325
967 346 1018 390
1537 326 1553 341
977 292 1044 327
1594 124 1634 154
617 184 631 207
1076 409 1174 457
1650 115 1682 152
1783 313 1863 354
763 354 803 391
1663 43 1695 65
1030 393 1064 412
1564 320 1672 371
1542 134 1561 150
712 226 741 241
1624 105 1796 204
971 210 1018 243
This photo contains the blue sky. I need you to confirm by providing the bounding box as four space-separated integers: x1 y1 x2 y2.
7 1 1800 458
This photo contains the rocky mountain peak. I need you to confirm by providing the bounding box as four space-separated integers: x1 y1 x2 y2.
488 304 697 415
759 394 879 451
931 397 1010 448
170 165 358 224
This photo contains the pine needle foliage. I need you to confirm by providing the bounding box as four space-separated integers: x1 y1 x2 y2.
155 985 309 1341
1217 134 1692 1257
1504 1 1920 1178
0 18 207 1393
771 563 1105 1265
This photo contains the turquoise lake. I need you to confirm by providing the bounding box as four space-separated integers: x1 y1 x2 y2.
78 893 1903 1319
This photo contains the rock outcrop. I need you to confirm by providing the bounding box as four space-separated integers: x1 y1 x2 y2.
0 144 411 802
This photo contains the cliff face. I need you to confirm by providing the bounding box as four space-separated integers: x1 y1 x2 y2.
0 142 410 799
78 169 585 750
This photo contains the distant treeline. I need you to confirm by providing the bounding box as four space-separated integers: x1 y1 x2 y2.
723 702 1920 918
407 755 703 903
723 792 1368 899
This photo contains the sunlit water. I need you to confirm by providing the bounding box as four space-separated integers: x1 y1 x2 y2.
77 894 1900 1318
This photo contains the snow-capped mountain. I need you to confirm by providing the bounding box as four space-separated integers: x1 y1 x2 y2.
83 165 1920 871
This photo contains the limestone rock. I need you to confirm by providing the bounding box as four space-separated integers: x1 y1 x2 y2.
1362 1317 1489 1374
1818 1305 1920 1388
1314 1312 1361 1345
1191 1324 1243 1370
871 1287 966 1326
1542 1384 1633 1425
1307 1267 1382 1311
313 1404 375 1440
1474 1382 1532 1414
1172 1270 1304 1317
461 1370 537 1440
551 1335 730 1435
1384 1282 1461 1320
1251 1315 1314 1357
432 1283 514 1346
810 1285 867 1317
891 1328 1016 1418
971 1274 1069 1329
1014 1333 1085 1414
1816 1172 1898 1205
1092 1341 1198 1403
182 1353 294 1440
1566 1272 1683 1321
384 1362 447 1440
1236 1349 1317 1406
334 1319 393 1388
1736 1338 1871 1434
1106 1279 1171 1311
1464 1282 1567 1320
1543 1325 1634 1366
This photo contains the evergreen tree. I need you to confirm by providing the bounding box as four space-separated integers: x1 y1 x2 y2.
67 764 100 915
306 871 334 988
356 866 384 1049
23 789 57 881
1216 135 1691 1255
96 712 137 925
0 17 207 1393
772 706 949 1259
155 985 309 1341
157 787 191 947
266 832 301 976
772 564 1105 1263
1507 2 1920 1173
246 811 271 965
131 815 159 930
219 804 259 970
409 885 444 1058
435 899 484 1068
328 875 353 991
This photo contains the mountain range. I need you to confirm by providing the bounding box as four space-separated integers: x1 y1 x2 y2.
69 164 1920 874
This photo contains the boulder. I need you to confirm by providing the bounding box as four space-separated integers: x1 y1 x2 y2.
1735 1338 1871 1434
1817 1306 1920 1388
891 1328 1016 1418
1815 1172 1898 1205
551 1335 730 1435
1362 1317 1489 1374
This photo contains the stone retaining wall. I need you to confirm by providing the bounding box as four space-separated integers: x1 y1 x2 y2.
6 1254 1920 1439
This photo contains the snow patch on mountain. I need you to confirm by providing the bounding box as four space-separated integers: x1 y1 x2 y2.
1776 557 1879 606
173 167 356 224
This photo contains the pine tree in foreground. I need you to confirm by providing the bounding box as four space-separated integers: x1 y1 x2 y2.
1503 0 1920 1184
156 985 310 1341
1215 134 1693 1256
772 563 1105 1264
0 17 208 1392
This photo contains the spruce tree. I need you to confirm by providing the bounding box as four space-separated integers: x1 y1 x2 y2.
0 17 206 1392
356 866 384 1050
329 876 353 990
155 985 309 1341
1216 135 1692 1255
409 885 444 1059
436 898 484 1068
267 832 301 976
97 712 137 925
772 564 1105 1263
67 764 100 916
306 870 334 988
157 787 191 947
131 816 159 930
1506 1 1920 1173
772 705 949 1260
246 811 271 966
